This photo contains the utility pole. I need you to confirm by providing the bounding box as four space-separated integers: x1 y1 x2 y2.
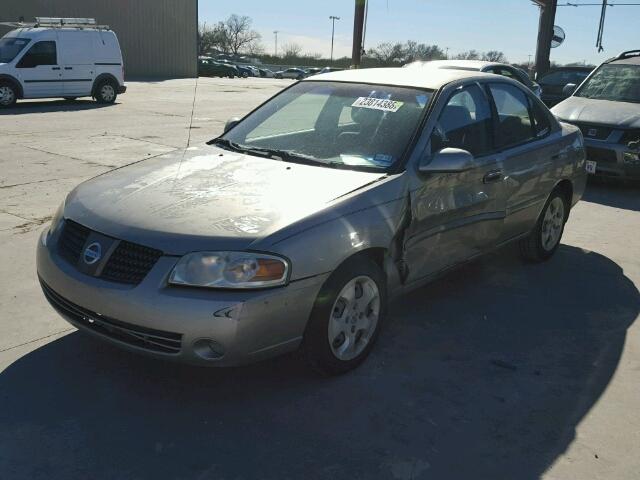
533 0 557 77
273 30 279 57
352 0 366 67
445 47 449 59
329 16 340 63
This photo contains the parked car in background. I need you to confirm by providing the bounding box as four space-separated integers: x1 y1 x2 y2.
234 65 252 78
305 67 322 76
405 60 542 97
198 57 238 78
258 68 274 78
320 66 343 75
552 50 640 180
38 67 585 375
537 66 593 107
0 17 126 107
245 65 261 77
274 67 306 80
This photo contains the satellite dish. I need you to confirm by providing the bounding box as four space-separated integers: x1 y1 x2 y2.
551 25 565 49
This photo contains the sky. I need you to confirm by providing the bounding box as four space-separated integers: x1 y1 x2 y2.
198 0 639 65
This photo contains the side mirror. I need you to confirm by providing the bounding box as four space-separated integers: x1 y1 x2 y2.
419 148 475 174
562 83 577 96
224 117 241 133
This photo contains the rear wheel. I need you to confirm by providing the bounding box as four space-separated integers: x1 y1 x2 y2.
519 190 568 262
0 81 17 108
303 256 386 376
95 79 117 104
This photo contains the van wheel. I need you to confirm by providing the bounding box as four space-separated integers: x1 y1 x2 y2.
519 190 568 262
303 256 386 376
0 82 17 108
95 80 117 104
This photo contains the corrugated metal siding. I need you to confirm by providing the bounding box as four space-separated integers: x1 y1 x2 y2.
0 0 197 78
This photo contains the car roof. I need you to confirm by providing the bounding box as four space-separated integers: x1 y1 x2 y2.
404 59 504 71
307 67 497 90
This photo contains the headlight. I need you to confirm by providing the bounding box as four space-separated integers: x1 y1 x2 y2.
169 251 289 289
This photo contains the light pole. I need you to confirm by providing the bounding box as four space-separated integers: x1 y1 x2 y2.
273 30 279 57
445 47 449 59
329 16 340 63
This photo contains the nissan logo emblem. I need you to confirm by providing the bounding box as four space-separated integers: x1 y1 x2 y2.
83 242 102 265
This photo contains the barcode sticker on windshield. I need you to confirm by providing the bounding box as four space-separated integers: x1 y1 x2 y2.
351 97 404 112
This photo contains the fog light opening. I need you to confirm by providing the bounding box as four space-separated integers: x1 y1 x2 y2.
193 338 226 360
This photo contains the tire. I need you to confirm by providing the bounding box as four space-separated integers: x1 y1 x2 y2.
296 75 304 80
95 79 118 104
519 189 569 262
0 81 18 108
242 72 248 78
303 255 387 376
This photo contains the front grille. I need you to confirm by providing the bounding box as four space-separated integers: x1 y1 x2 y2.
101 240 163 285
586 147 617 164
58 220 90 264
57 219 162 285
41 279 182 354
576 123 613 141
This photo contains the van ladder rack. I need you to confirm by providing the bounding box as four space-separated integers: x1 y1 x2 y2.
0 17 110 30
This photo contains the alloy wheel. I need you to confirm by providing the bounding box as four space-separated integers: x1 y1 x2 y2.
541 197 565 251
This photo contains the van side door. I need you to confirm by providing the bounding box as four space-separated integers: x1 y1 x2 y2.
15 40 63 98
58 31 95 96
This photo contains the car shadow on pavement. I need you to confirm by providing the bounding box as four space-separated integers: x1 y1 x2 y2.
584 179 640 212
0 245 638 480
0 100 115 115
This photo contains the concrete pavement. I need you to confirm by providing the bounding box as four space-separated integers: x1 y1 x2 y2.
0 78 638 480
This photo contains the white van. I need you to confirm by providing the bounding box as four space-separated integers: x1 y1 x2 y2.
0 17 126 107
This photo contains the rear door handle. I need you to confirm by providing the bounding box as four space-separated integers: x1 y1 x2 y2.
483 169 503 184
51 67 61 70
64 67 73 70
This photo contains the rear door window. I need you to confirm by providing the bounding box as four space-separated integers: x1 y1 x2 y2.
488 83 535 149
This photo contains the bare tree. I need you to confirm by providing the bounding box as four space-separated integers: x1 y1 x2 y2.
281 43 303 58
455 50 480 60
482 50 507 63
368 42 405 64
198 22 227 55
219 14 262 55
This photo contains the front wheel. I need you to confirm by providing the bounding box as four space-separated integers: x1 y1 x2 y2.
303 256 386 376
519 190 568 262
95 80 118 104
0 81 17 108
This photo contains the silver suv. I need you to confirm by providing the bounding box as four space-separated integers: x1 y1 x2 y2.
552 50 640 180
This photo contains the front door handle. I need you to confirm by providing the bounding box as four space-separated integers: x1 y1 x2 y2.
52 67 61 70
483 169 503 184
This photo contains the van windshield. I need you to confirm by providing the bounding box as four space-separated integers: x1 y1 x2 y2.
0 37 30 63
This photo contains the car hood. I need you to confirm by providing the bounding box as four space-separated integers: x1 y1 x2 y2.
64 145 385 255
552 96 640 129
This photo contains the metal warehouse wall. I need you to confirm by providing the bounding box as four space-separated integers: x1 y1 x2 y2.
1 0 197 78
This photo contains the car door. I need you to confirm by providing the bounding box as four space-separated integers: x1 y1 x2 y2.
486 82 560 241
58 31 95 96
404 83 506 283
15 40 63 98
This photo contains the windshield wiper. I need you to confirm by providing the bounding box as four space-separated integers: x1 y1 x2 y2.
208 138 245 152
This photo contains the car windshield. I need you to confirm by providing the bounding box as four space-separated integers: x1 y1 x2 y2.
575 64 640 103
0 37 30 63
218 81 432 172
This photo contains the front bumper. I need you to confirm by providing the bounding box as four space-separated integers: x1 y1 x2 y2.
37 230 328 366
584 138 640 180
